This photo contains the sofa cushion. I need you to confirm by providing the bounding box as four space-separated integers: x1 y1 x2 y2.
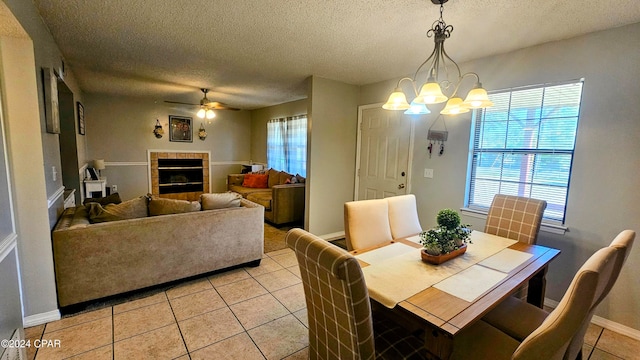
278 171 293 185
201 192 242 210
69 205 90 229
88 196 149 223
243 173 269 188
148 197 201 216
296 174 306 183
83 192 122 206
268 168 280 188
247 192 272 211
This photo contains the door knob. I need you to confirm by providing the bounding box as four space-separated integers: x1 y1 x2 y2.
398 184 405 189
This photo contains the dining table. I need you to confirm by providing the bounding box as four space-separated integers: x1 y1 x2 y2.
350 230 561 360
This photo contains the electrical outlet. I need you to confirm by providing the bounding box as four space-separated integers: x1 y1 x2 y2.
111 185 118 193
424 168 434 178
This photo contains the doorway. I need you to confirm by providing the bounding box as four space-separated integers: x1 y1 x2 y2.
355 104 414 200
57 80 81 204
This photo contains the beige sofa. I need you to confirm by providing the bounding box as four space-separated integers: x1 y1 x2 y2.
52 198 263 307
228 170 305 225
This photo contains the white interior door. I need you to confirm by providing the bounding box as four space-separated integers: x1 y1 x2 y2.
356 105 413 200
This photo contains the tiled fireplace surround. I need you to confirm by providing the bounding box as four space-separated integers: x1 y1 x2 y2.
149 151 209 201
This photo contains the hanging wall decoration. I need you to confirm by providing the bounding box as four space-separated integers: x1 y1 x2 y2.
427 115 448 157
153 119 164 138
198 123 208 140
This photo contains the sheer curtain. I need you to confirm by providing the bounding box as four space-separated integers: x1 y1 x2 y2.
267 115 307 176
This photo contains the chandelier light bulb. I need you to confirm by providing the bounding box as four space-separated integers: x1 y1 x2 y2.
197 108 206 118
206 109 216 119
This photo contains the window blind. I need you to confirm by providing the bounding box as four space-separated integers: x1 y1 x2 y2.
467 80 583 223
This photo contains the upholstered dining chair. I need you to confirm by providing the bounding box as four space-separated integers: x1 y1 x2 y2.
285 228 426 360
484 194 547 245
387 194 423 239
485 194 547 301
344 198 393 251
482 230 635 360
449 245 619 360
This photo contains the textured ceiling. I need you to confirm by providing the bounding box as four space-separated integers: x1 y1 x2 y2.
33 0 640 110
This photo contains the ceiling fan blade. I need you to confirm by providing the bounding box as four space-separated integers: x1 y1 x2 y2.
164 100 198 106
208 102 240 111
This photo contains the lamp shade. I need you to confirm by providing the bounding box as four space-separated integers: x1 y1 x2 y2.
93 159 105 170
415 82 448 104
463 87 494 108
206 109 216 119
440 97 470 115
197 108 206 118
383 87 411 110
404 100 431 115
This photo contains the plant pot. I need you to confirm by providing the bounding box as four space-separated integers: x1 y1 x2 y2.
421 244 467 265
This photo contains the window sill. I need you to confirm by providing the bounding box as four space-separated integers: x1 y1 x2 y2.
460 207 568 235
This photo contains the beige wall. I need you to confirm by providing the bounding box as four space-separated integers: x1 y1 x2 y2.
250 99 308 164
0 35 58 319
84 94 252 200
360 23 640 331
307 76 358 236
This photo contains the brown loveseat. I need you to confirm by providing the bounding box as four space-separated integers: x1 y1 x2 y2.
52 196 263 307
228 168 305 225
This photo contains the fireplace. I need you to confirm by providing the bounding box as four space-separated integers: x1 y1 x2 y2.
149 151 209 201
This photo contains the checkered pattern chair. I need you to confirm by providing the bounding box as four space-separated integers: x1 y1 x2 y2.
485 194 547 301
451 245 619 360
286 228 426 360
482 230 634 360
484 194 547 245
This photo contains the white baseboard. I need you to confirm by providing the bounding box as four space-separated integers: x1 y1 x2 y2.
319 231 345 241
544 297 640 340
23 309 60 328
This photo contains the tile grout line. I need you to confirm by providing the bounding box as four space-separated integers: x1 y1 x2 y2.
111 306 115 360
164 290 190 359
205 274 269 359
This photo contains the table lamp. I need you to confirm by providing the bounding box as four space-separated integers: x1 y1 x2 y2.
94 159 105 178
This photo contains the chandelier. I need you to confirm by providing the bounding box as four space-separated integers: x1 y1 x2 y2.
383 0 493 115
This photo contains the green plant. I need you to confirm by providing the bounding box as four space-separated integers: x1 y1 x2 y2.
420 209 472 255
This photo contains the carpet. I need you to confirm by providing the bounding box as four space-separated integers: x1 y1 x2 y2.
263 222 301 253
263 222 347 253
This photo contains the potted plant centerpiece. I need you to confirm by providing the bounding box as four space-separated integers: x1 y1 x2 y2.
419 209 472 264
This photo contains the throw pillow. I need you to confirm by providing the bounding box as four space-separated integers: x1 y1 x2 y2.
148 197 201 216
83 192 122 206
242 173 269 188
88 196 149 223
268 168 280 188
201 192 243 210
278 171 293 185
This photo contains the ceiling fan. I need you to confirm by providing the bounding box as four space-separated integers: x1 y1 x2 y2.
164 88 240 119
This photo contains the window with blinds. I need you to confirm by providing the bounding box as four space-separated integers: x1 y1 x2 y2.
466 80 584 224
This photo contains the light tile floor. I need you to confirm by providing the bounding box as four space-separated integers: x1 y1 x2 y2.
24 248 640 359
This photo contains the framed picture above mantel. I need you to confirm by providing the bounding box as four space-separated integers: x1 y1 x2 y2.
169 115 192 143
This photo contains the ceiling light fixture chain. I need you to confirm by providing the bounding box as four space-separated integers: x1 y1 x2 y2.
383 0 493 115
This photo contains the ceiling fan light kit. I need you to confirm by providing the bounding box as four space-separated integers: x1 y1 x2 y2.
164 88 240 119
383 0 493 115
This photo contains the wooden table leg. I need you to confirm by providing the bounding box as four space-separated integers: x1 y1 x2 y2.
527 265 548 308
423 326 454 360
